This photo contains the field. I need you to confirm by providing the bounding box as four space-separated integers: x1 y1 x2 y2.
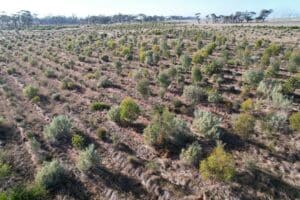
0 22 299 199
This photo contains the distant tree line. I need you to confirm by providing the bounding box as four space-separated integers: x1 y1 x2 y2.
201 9 273 24
0 9 273 29
0 10 194 29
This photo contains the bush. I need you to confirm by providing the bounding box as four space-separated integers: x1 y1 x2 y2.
43 115 71 143
77 144 99 172
265 60 280 78
7 67 16 75
180 54 192 70
157 71 171 89
0 162 11 178
45 69 56 78
119 97 140 123
23 85 39 100
78 55 86 62
61 79 76 90
107 39 116 50
191 66 202 84
97 76 112 88
241 99 254 112
114 61 122 75
136 79 151 98
289 112 300 132
132 69 149 81
270 86 292 109
208 90 223 103
90 102 110 111
145 51 154 66
256 79 277 98
203 61 222 76
192 50 205 64
287 50 300 73
29 58 38 67
1 185 47 200
261 113 287 134
233 113 256 138
192 109 221 139
180 142 203 166
139 49 146 63
96 128 107 140
282 76 300 94
242 69 264 88
35 160 65 189
72 134 86 149
200 142 235 181
143 107 190 148
107 106 121 123
183 85 207 104
101 55 109 62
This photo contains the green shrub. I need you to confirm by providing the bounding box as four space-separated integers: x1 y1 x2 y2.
289 112 300 132
43 115 71 143
157 71 171 89
44 69 56 78
265 43 281 56
35 160 65 189
136 79 151 98
90 102 110 111
233 113 256 138
119 97 140 123
192 50 205 64
78 55 86 62
72 134 86 149
29 58 38 67
192 109 221 139
131 69 149 81
200 142 235 181
0 162 11 178
180 142 203 166
114 61 122 75
61 79 76 90
241 99 254 112
183 85 206 104
23 85 39 100
288 50 300 73
145 51 154 66
97 76 112 88
242 69 264 88
208 90 223 103
265 60 280 78
101 55 109 62
107 106 121 123
180 54 192 70
282 76 300 94
107 39 116 50
261 113 287 134
32 96 41 103
1 185 47 200
7 67 16 75
143 107 190 148
77 144 99 172
256 79 277 98
203 61 222 76
191 66 202 84
270 86 292 109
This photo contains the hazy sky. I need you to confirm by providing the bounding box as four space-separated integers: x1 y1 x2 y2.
0 0 299 17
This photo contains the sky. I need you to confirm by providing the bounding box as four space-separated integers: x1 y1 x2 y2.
0 0 299 18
